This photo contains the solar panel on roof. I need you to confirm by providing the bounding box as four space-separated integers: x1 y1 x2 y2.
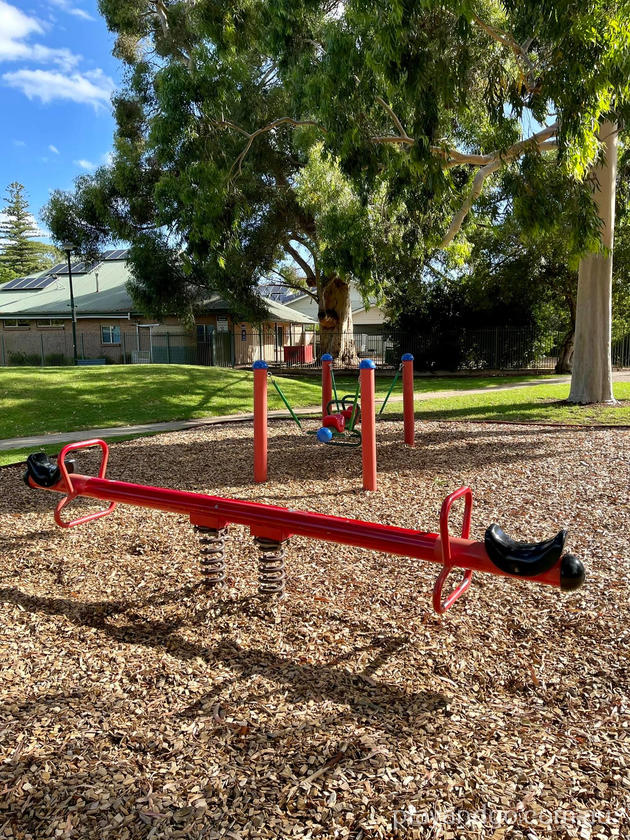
1 275 59 291
58 261 86 274
42 263 66 276
4 277 33 290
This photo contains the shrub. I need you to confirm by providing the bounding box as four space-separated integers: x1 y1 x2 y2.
45 353 70 366
8 351 41 366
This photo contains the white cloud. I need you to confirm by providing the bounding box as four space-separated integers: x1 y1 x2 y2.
68 7 95 20
13 138 25 146
49 0 96 22
0 0 81 71
74 158 95 169
3 68 114 109
48 144 59 154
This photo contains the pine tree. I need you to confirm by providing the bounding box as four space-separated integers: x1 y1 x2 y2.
0 182 60 283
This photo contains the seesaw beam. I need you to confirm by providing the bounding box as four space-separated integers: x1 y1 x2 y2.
24 439 585 613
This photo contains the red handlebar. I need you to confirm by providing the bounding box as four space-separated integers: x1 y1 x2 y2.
54 439 117 528
433 486 474 614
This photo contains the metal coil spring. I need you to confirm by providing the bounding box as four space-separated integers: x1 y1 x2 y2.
194 525 228 586
254 536 288 597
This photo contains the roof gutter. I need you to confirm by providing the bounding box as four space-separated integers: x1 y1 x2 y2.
0 313 135 321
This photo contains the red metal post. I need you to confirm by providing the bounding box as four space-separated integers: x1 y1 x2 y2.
402 353 415 447
360 359 377 491
321 353 333 421
253 360 268 483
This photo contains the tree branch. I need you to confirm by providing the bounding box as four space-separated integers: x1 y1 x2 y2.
470 12 538 91
285 242 317 287
375 97 413 142
440 125 557 246
270 268 319 301
152 0 191 68
211 117 325 176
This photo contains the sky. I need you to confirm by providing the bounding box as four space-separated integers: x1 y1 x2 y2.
0 0 121 236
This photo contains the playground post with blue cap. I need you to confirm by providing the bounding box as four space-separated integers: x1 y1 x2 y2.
402 353 415 447
321 353 333 423
253 360 268 483
360 359 377 491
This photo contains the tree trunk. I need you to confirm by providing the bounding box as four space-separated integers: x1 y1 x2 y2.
555 329 574 374
318 276 358 365
568 120 617 404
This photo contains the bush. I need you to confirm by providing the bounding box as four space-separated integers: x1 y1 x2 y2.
45 353 70 366
8 351 41 366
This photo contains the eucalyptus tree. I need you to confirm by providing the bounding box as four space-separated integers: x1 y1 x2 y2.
252 0 630 402
45 0 416 361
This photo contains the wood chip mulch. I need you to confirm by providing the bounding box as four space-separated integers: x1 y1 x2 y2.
1 420 629 840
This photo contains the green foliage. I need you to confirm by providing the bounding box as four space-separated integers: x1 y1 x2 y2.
263 0 630 249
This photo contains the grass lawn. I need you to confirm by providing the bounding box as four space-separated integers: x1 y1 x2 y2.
382 380 630 424
0 365 556 441
1 366 627 466
0 366 320 440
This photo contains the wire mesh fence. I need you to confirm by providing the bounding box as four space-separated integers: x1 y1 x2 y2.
1 325 629 371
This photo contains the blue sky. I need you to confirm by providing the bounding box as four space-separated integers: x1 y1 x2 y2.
0 0 121 235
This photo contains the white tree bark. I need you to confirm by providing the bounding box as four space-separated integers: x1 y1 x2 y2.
568 120 618 405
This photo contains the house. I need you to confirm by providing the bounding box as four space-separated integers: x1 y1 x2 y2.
0 250 316 366
282 282 386 334
280 281 389 358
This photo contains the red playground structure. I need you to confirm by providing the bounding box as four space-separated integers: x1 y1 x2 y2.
253 354 417 491
24 440 585 613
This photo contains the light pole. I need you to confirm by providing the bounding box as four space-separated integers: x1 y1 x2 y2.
62 242 78 365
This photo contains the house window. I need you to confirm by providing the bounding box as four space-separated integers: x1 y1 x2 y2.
36 319 64 329
196 324 215 342
3 319 30 329
101 325 121 345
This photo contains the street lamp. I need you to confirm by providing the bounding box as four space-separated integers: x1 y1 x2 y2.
62 242 78 365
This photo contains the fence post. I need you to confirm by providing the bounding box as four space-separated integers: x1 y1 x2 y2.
253 360 268 483
321 353 333 422
81 333 85 360
122 332 126 364
230 327 236 368
166 332 171 364
40 334 45 367
1 334 5 366
360 359 377 491
402 353 415 447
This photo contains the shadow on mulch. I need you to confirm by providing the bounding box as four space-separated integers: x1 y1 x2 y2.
1 585 447 733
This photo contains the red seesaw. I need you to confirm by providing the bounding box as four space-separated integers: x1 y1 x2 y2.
24 439 585 614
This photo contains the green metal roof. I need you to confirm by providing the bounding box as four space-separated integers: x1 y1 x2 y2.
0 258 316 324
0 259 137 318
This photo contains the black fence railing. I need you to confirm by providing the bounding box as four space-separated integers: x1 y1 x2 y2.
1 326 629 371
612 332 630 369
276 327 566 371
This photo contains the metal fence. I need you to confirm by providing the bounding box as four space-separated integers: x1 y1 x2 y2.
278 327 567 371
613 332 630 369
1 325 629 371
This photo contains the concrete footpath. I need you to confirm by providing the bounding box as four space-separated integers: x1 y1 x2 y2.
2 372 628 453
